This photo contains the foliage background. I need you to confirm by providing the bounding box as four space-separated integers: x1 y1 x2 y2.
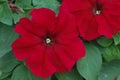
0 0 120 80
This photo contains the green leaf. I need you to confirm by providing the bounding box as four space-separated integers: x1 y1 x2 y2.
98 60 120 80
15 0 33 10
0 0 6 3
0 23 18 57
57 0 62 3
11 64 29 80
13 0 32 23
55 68 83 80
103 44 120 62
29 72 51 80
0 51 20 72
2 77 11 80
97 37 113 47
13 11 30 24
32 0 60 13
113 32 120 45
118 76 120 80
0 72 11 79
0 2 13 25
51 75 58 80
11 64 51 80
77 43 102 80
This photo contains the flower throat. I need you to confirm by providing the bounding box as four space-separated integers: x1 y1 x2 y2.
95 0 102 15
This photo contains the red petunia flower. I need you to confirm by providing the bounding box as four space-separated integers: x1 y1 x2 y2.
61 0 120 41
11 8 85 78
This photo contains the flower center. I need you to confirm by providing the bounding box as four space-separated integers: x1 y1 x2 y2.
45 37 51 44
95 10 101 15
94 0 102 15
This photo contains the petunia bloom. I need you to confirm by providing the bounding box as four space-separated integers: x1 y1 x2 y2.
11 8 85 78
61 0 120 41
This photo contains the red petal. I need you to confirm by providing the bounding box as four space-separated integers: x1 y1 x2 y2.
53 44 75 72
15 18 47 37
104 0 120 11
103 12 120 34
26 46 56 78
61 0 100 40
62 0 92 12
12 35 42 60
12 35 42 48
15 18 33 36
102 0 120 35
54 7 79 39
96 14 112 38
103 3 120 34
75 12 100 41
55 37 85 61
30 8 56 33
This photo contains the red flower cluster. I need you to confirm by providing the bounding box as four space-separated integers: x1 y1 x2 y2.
12 0 120 78
62 0 120 40
12 8 85 78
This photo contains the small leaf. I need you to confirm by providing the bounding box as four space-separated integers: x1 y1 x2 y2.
57 0 62 3
11 64 51 80
0 23 18 57
28 71 51 80
11 64 29 80
15 0 33 10
13 10 30 24
118 76 120 80
77 43 102 80
2 77 11 80
103 44 120 62
0 72 11 79
0 51 20 72
97 37 113 47
0 2 13 25
55 68 83 80
113 32 120 45
98 60 120 80
13 0 32 23
0 0 6 3
32 0 60 13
